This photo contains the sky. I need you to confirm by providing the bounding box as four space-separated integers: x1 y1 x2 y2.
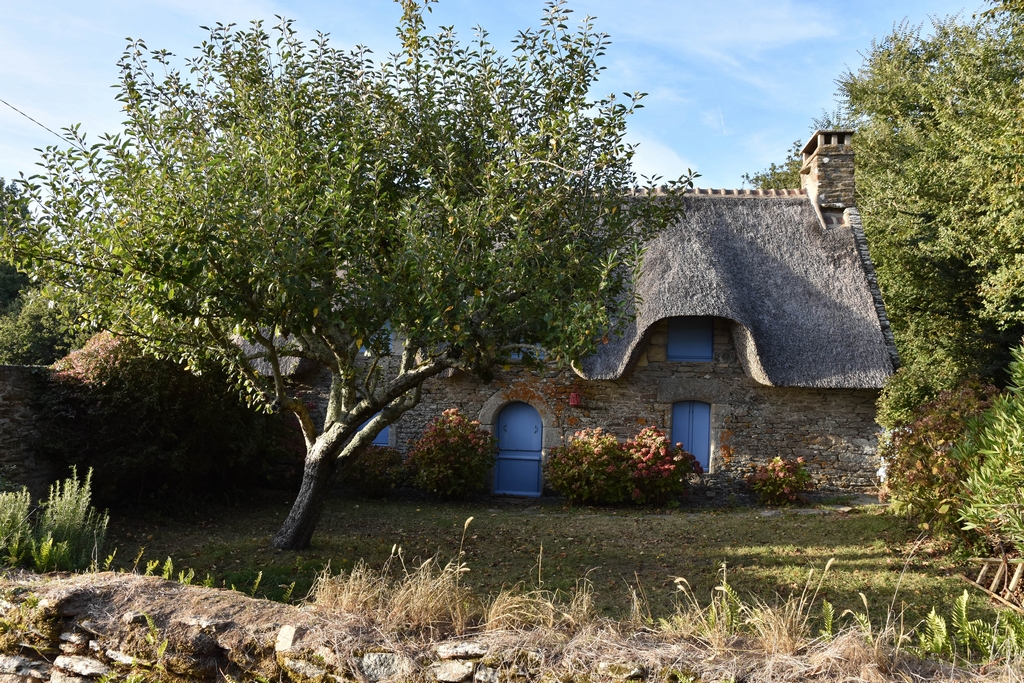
0 0 985 189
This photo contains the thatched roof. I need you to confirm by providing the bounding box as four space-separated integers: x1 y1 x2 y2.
577 190 898 388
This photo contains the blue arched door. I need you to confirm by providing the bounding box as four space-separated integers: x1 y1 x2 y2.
495 402 543 496
672 401 711 471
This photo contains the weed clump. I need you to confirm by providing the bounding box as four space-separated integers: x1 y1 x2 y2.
0 467 107 572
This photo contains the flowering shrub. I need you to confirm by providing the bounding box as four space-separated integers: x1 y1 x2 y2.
408 409 496 499
747 456 812 506
340 446 407 497
545 428 632 504
625 426 703 505
878 377 998 535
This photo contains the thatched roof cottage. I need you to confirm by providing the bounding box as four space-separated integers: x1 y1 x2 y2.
380 130 896 496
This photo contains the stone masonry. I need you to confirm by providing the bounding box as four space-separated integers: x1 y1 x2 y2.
0 365 53 497
388 318 880 492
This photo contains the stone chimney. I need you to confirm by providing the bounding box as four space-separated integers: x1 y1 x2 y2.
800 130 855 226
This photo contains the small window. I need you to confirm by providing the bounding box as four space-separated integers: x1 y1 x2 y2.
667 316 713 362
360 415 391 447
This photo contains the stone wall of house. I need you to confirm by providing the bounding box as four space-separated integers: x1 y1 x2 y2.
0 365 54 497
388 318 881 492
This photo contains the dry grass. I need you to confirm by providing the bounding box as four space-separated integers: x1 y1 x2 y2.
307 549 1023 681
311 550 479 637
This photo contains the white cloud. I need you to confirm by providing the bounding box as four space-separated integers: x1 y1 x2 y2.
577 0 835 65
628 133 696 182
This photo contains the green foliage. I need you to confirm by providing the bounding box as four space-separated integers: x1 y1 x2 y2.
838 12 1024 421
546 428 632 505
407 409 496 500
339 446 407 497
746 457 812 506
0 470 109 572
33 468 108 572
0 5 693 548
956 345 1024 551
0 292 87 366
624 425 702 505
41 333 302 507
0 488 32 566
741 140 803 190
915 589 1024 662
878 377 997 536
0 180 84 366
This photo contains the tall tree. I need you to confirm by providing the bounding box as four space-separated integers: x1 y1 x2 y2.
836 9 1024 425
0 2 692 549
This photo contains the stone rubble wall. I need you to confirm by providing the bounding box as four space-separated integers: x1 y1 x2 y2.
0 572 763 683
384 318 881 492
0 365 53 498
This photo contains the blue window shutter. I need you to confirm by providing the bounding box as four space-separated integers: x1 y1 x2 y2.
667 317 713 361
672 401 711 470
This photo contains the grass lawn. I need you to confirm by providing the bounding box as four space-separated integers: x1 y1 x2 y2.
105 490 986 626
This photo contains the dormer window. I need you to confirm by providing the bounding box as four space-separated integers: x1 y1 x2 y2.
666 316 713 362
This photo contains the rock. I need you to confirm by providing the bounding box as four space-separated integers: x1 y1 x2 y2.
177 616 231 631
59 632 87 645
759 509 782 517
474 666 499 683
76 620 103 636
431 660 475 682
105 650 152 667
276 624 301 653
51 673 89 683
121 611 147 625
53 655 111 678
359 652 415 682
437 642 487 660
0 655 33 674
282 657 328 680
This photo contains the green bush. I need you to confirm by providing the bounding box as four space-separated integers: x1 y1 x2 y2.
0 487 32 566
0 287 86 366
957 345 1024 552
32 468 108 572
625 425 702 505
546 428 632 505
0 469 108 572
339 446 407 497
746 456 812 506
408 409 496 500
878 377 998 535
41 333 303 507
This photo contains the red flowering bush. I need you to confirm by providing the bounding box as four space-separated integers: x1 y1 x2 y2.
407 408 496 499
546 428 632 504
747 456 812 506
625 425 703 505
339 446 407 497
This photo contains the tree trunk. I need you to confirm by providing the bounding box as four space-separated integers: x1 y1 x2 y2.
272 444 339 550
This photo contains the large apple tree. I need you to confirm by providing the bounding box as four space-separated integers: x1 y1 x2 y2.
1 0 692 549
